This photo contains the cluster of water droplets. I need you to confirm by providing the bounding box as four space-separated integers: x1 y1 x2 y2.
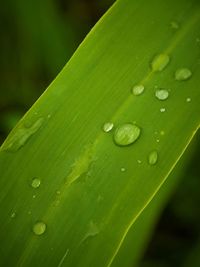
102 41 193 170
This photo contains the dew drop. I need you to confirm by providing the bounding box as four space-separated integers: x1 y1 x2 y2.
160 107 166 112
1 117 44 152
137 159 142 164
175 68 192 81
170 21 179 30
33 221 46 235
148 150 158 165
160 130 165 136
114 123 141 146
151 54 170 72
31 178 41 189
155 89 169 100
103 122 114 133
132 84 145 96
11 212 16 218
121 167 126 172
186 97 191 103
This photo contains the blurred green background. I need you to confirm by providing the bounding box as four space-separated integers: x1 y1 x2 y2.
0 1 199 266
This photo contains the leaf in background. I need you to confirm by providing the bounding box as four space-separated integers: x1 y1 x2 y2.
0 0 200 267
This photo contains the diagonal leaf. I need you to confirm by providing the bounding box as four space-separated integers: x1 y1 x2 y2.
0 0 200 267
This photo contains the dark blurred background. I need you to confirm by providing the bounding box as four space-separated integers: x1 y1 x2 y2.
0 1 199 266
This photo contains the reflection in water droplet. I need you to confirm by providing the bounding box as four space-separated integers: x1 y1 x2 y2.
132 85 145 96
31 178 41 189
151 54 170 72
114 123 141 146
33 221 46 235
148 150 158 165
1 118 44 152
160 108 166 112
155 89 169 100
175 68 192 81
103 122 114 133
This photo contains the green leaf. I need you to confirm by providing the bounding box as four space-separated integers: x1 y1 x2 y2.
0 0 200 267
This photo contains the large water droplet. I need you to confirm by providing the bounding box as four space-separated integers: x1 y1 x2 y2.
114 123 141 146
151 54 170 72
1 118 44 152
148 150 158 165
103 122 114 133
175 68 192 81
155 89 169 100
132 85 145 96
33 221 46 235
31 178 41 189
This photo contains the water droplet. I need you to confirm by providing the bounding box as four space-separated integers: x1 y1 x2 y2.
170 21 179 29
11 212 16 218
151 54 170 72
156 139 160 143
81 221 99 244
175 68 192 81
33 195 36 199
1 118 44 152
33 221 46 235
121 167 126 172
160 107 166 112
114 123 141 146
148 150 158 165
155 89 169 100
186 97 191 103
103 122 114 133
160 130 165 136
132 85 145 96
137 159 142 164
31 178 41 189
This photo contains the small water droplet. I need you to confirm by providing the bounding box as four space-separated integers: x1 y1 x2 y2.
1 117 44 152
32 195 36 199
186 97 191 103
121 167 126 172
137 159 142 164
160 107 166 112
33 221 46 235
175 68 192 81
148 150 158 165
151 54 170 72
103 122 114 133
47 114 52 119
156 139 160 143
81 221 99 244
114 123 141 146
31 178 41 189
160 130 165 136
155 89 169 100
170 21 179 29
132 84 145 96
11 212 16 218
